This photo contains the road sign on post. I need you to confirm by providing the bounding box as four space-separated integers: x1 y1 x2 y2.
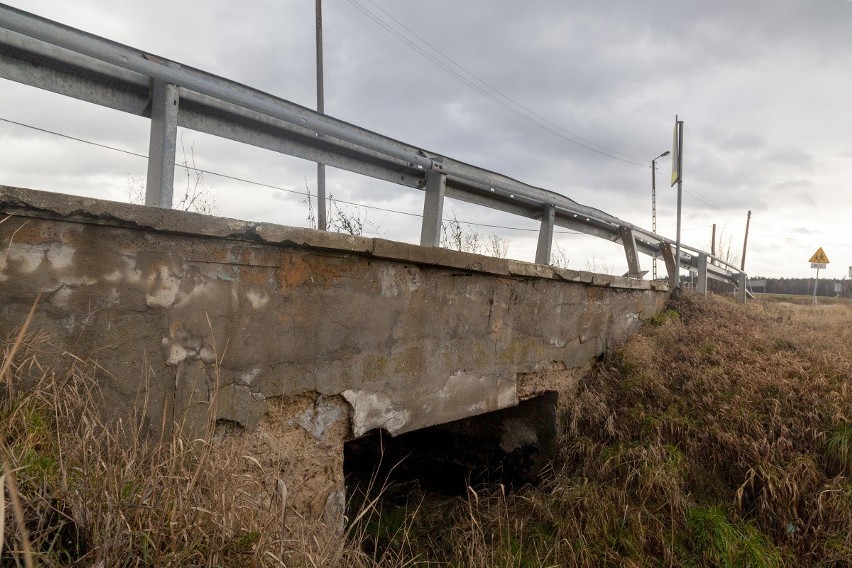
809 247 829 264
809 247 829 305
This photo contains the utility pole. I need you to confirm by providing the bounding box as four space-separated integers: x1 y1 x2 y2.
711 223 717 265
651 150 670 280
315 0 327 230
741 210 751 271
673 116 684 289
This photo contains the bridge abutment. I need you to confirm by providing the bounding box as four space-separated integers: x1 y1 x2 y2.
1 186 668 533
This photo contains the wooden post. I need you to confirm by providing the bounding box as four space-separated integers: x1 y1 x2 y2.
711 223 716 265
741 211 751 271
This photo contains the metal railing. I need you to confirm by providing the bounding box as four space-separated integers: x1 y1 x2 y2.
0 3 747 299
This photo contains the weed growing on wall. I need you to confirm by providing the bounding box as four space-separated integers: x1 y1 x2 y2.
440 211 509 258
124 137 218 215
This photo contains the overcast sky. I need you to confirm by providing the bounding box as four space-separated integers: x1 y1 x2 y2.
2 0 851 279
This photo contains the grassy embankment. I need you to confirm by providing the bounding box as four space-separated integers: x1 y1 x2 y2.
2 293 851 566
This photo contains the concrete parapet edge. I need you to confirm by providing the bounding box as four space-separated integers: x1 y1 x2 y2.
0 186 667 291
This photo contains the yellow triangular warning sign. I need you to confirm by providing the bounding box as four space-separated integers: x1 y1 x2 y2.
809 247 830 264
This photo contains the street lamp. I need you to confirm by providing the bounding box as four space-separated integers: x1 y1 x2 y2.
651 150 670 279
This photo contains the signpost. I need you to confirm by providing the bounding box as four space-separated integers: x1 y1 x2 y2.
809 247 830 304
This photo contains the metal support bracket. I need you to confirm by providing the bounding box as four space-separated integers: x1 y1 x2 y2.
736 272 748 304
659 242 677 287
535 204 555 265
145 79 179 208
620 226 647 278
696 253 708 296
419 170 446 247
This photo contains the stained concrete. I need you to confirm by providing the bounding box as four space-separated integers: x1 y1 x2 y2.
0 185 668 526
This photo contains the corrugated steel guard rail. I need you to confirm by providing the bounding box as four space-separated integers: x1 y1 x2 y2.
0 3 748 301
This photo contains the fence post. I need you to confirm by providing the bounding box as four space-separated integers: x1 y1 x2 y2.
419 170 446 247
145 79 179 208
535 204 555 264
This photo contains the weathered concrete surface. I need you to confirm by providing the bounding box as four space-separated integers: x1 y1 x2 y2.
0 185 669 524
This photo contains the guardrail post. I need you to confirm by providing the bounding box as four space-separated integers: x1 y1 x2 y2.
145 79 179 208
535 204 555 264
696 253 708 296
419 170 446 247
659 242 676 287
619 226 647 278
736 272 747 304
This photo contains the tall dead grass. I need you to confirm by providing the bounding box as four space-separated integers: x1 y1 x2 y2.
545 293 851 565
3 293 851 566
355 293 852 567
0 313 382 566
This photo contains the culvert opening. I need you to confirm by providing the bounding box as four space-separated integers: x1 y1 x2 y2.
344 392 558 499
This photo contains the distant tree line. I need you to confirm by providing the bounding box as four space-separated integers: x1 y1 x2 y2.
749 277 851 298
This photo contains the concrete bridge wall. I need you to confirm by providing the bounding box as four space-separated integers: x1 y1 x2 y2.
0 186 668 526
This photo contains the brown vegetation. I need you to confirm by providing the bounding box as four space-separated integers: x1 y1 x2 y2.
356 293 852 567
2 293 851 566
1 307 353 566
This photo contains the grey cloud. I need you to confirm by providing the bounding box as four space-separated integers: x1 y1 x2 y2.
721 132 768 151
2 0 852 277
763 147 814 168
772 178 815 190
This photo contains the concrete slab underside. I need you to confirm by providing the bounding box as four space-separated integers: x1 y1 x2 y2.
0 186 669 528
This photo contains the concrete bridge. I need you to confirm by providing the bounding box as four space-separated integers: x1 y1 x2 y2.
1 186 667 525
0 5 744 530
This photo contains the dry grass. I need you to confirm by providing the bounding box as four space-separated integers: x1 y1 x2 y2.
546 293 851 565
0 312 380 566
3 292 851 566
354 293 852 567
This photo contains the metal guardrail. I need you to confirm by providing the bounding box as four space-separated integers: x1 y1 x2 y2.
0 3 747 298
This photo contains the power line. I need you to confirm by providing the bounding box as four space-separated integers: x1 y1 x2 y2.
0 117 147 159
683 189 740 214
343 0 647 168
751 231 852 247
1 116 589 236
0 116 411 211
358 0 646 164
